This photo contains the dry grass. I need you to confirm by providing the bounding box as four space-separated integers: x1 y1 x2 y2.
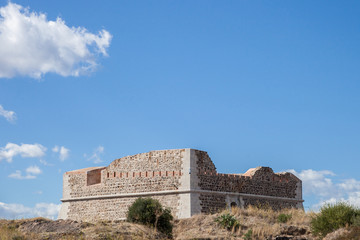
230 205 311 238
0 207 328 240
0 218 163 240
174 206 312 239
0 219 37 240
335 226 360 240
174 213 235 239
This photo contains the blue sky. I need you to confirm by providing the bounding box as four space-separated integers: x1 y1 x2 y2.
1 0 360 219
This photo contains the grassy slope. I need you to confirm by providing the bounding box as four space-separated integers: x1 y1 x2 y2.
174 206 313 239
1 207 358 240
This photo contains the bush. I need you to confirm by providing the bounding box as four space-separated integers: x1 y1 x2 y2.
215 213 240 231
311 202 360 238
351 214 360 227
127 197 173 236
277 213 292 223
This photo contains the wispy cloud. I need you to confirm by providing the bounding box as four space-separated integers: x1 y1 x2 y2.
26 165 42 175
85 145 104 164
52 145 70 161
0 3 112 79
288 169 336 197
39 159 53 166
0 143 47 163
0 202 60 219
338 178 360 192
9 165 42 179
0 105 16 123
289 169 360 210
8 170 35 180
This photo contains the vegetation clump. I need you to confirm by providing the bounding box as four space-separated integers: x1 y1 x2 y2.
127 197 173 236
214 213 240 231
310 202 360 238
243 229 253 240
277 213 292 223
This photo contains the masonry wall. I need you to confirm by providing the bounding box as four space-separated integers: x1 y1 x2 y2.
67 150 184 198
61 149 186 220
66 194 180 222
59 148 303 222
194 150 302 212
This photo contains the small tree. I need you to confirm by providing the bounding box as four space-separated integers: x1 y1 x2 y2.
127 197 173 236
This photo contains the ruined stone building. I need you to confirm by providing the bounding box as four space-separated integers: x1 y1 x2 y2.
58 149 303 221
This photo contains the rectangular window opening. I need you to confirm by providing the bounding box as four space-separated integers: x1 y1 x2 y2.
87 168 104 186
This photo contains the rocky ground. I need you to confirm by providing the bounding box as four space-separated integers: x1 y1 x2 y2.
0 218 165 240
1 207 359 240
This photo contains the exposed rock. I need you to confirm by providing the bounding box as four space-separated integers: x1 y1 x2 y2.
323 227 350 240
275 236 293 240
281 225 308 236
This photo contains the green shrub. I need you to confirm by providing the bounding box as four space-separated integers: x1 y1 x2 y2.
127 197 173 236
351 212 360 227
311 202 360 238
277 213 292 223
215 213 240 231
11 236 24 240
243 229 253 240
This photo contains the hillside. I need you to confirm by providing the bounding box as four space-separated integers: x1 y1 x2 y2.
0 207 359 240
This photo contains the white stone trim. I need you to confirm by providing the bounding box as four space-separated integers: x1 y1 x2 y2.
61 189 304 203
177 148 191 218
58 202 70 220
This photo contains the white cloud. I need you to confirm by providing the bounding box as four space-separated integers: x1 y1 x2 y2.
52 145 69 161
314 192 360 210
59 147 69 161
0 3 112 79
337 178 360 192
289 169 360 210
86 145 104 163
8 170 36 179
26 165 42 175
9 165 42 179
346 191 360 207
0 104 16 122
288 169 336 197
52 146 59 152
0 143 47 163
97 146 104 153
0 202 61 219
39 158 53 166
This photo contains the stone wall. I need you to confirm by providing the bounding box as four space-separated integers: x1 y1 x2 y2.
241 197 298 209
59 148 303 221
199 193 227 214
194 150 302 211
66 194 180 222
66 149 184 198
62 149 185 220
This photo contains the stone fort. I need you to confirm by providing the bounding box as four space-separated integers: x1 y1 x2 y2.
58 149 303 221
